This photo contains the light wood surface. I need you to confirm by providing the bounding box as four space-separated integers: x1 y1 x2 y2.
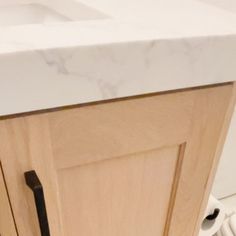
0 163 17 236
0 83 235 236
193 82 236 235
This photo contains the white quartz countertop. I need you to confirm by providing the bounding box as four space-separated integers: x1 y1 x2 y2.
1 0 236 116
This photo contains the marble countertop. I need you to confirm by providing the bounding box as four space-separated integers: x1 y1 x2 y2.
1 0 236 116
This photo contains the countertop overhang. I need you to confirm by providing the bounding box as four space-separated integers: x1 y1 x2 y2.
1 0 236 116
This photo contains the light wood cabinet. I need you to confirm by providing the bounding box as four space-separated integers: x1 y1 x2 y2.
0 163 17 236
0 83 235 236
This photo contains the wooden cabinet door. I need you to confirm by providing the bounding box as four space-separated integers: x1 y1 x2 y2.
0 84 235 236
0 163 17 236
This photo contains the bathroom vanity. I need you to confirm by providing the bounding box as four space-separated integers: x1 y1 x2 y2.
1 0 236 236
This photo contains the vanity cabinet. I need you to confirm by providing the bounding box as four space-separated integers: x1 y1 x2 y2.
0 163 17 236
0 83 235 236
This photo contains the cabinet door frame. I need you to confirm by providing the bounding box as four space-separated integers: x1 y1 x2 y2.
0 162 18 236
0 83 235 236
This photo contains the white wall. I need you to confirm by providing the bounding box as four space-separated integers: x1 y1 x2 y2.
213 108 236 198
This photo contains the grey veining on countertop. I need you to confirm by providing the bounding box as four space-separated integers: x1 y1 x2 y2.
1 0 236 116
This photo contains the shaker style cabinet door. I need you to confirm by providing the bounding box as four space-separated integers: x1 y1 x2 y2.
0 83 235 236
0 163 17 236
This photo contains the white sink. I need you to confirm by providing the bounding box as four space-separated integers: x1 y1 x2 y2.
0 4 69 26
0 1 108 26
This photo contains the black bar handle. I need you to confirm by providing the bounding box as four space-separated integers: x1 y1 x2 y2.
24 170 51 236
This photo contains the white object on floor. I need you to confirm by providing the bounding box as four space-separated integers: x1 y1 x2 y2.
199 195 226 236
215 212 236 236
229 214 236 233
214 195 236 236
220 218 234 236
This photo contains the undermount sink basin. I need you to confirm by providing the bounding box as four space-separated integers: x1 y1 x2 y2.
0 1 108 26
0 4 69 26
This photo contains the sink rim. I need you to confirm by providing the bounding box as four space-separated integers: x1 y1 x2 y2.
0 0 109 27
0 3 71 27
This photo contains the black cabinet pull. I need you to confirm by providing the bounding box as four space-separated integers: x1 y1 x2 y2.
24 170 51 236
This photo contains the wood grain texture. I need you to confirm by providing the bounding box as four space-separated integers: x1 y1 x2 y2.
58 146 180 236
193 82 236 236
0 163 17 236
0 83 235 236
167 83 236 236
